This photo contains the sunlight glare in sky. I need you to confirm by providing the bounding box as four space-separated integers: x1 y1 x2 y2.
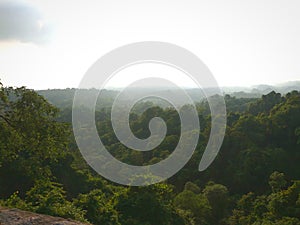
0 0 300 89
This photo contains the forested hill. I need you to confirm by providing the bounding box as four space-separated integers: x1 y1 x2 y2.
37 81 300 110
1 81 300 225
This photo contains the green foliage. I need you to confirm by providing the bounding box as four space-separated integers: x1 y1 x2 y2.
0 191 28 211
25 180 86 222
295 127 300 145
248 91 283 116
74 189 120 225
203 182 229 224
269 171 287 193
184 181 201 194
0 85 70 197
0 181 86 222
116 183 184 225
1 82 300 224
228 176 300 225
174 189 212 225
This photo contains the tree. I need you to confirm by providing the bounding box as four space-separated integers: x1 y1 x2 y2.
269 171 287 193
116 183 184 225
25 180 86 221
74 189 120 225
228 177 300 225
174 190 212 225
248 91 283 116
203 182 229 224
0 84 70 197
184 182 201 194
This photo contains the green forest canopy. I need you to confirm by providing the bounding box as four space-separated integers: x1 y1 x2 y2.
1 81 300 225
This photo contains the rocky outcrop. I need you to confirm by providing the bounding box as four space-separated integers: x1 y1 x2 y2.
0 207 90 225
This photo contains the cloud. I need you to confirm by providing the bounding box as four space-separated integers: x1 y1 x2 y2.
0 1 53 44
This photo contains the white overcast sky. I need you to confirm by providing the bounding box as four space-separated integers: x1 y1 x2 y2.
0 0 300 89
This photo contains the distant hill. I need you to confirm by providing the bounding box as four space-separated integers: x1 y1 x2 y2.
37 80 300 109
224 80 300 95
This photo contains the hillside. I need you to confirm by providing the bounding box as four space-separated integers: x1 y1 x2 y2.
1 82 300 224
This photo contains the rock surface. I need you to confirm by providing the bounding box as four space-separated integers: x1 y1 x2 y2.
0 207 90 225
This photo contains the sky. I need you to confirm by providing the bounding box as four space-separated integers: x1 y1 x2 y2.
0 0 300 90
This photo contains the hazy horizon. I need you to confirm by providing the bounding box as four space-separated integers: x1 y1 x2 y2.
1 78 300 91
21 80 299 95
